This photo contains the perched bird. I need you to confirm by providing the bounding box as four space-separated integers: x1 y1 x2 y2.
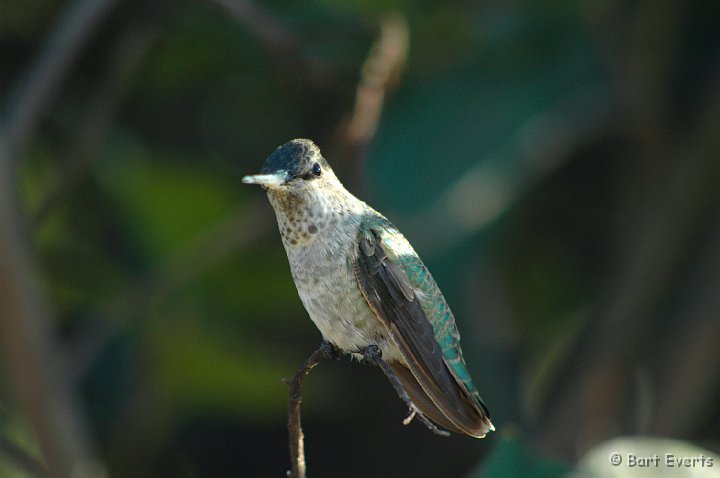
243 139 494 438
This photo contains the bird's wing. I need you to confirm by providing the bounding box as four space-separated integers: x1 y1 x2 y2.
352 221 492 437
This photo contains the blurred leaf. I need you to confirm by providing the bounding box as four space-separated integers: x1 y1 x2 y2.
470 434 570 478
94 132 243 259
150 318 289 420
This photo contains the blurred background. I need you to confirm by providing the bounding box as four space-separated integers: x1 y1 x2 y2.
1 0 719 477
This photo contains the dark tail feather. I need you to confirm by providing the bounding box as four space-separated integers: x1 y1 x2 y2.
389 362 493 438
388 362 466 434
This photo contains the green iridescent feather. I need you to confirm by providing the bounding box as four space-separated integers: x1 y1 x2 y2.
362 215 482 404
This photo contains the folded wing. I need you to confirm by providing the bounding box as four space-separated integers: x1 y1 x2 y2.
352 224 493 437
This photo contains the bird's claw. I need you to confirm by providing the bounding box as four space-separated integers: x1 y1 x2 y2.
319 340 342 360
360 344 381 365
402 409 417 425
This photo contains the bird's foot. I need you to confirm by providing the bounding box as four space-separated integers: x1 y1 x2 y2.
360 344 450 437
359 343 382 366
319 340 343 360
404 406 449 437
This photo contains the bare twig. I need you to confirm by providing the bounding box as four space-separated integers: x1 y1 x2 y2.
282 341 448 477
283 342 340 478
2 0 120 160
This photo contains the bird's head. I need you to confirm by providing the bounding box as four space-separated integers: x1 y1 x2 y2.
242 139 336 195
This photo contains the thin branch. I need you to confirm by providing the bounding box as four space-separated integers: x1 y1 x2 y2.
282 341 449 478
2 0 120 160
283 342 340 478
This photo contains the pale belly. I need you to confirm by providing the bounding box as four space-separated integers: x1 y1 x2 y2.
285 237 403 362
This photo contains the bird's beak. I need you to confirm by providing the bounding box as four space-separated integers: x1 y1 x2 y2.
242 172 287 189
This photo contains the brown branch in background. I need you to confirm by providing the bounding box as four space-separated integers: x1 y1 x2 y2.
345 14 408 147
648 71 720 439
527 0 719 458
206 0 331 87
283 343 338 478
2 0 120 160
528 122 720 461
619 0 684 165
0 136 106 478
335 13 408 192
33 25 157 228
0 0 123 475
649 224 720 437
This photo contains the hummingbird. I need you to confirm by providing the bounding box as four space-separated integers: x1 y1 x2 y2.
243 139 494 438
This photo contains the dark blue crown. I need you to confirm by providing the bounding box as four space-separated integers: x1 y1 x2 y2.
261 139 329 176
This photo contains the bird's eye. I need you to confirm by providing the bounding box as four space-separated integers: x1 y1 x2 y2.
301 162 322 180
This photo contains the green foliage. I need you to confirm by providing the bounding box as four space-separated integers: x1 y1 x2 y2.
94 134 242 257
149 319 290 419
